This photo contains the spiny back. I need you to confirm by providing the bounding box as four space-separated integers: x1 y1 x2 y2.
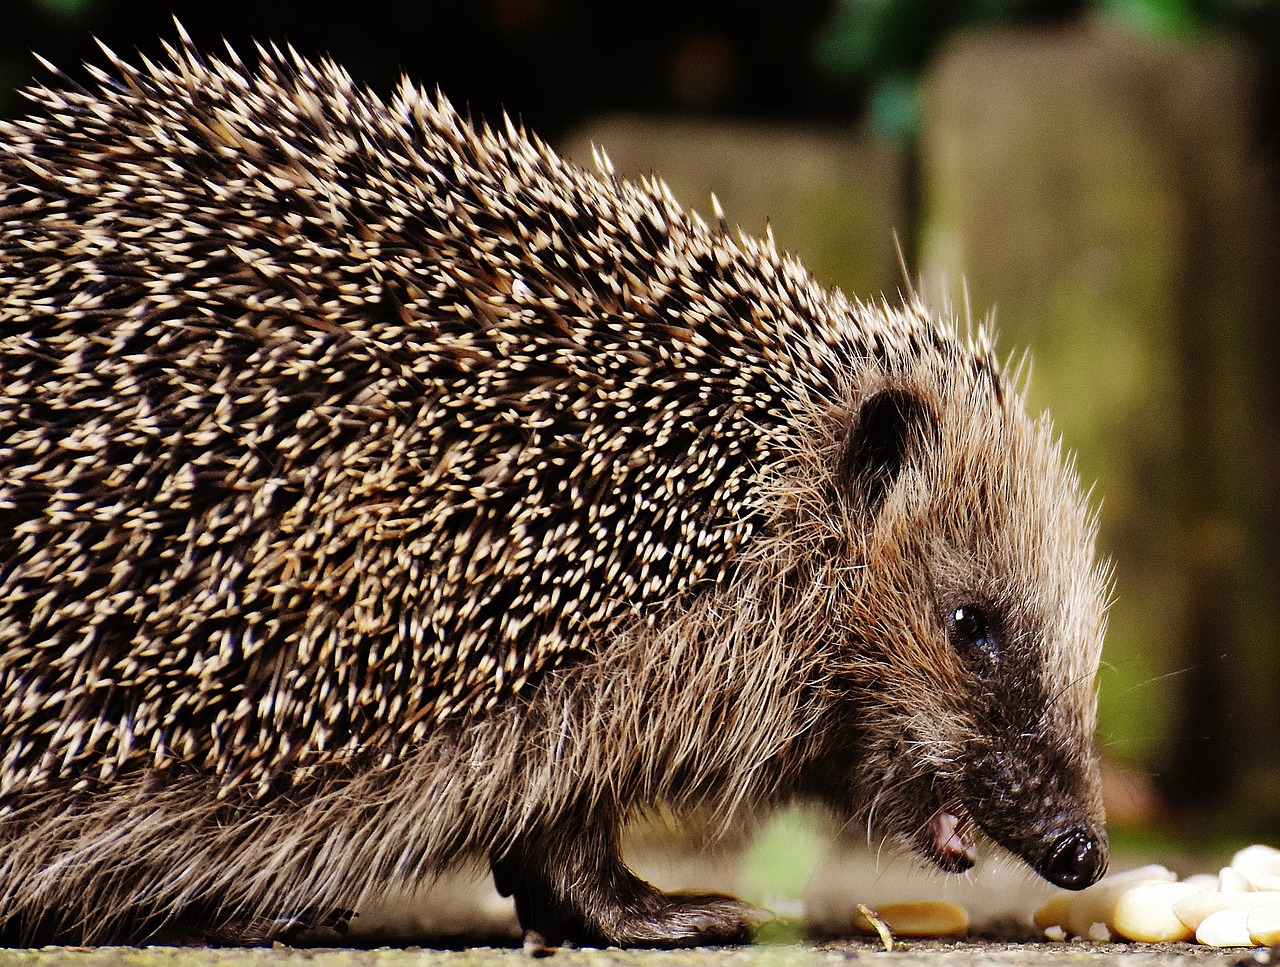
0 35 986 801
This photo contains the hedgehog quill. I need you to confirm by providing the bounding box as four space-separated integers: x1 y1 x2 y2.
0 31 1109 948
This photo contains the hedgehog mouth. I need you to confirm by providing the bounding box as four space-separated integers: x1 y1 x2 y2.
926 802 978 873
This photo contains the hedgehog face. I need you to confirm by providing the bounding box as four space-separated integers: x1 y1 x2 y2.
827 365 1109 891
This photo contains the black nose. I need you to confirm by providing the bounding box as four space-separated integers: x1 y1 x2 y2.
1042 828 1107 890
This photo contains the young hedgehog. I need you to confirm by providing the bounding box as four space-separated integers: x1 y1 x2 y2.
0 31 1110 948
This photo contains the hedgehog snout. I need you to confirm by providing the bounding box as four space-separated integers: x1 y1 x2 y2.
1039 825 1108 890
958 739 1108 890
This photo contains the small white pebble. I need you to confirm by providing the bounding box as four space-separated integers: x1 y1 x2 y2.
1197 907 1255 946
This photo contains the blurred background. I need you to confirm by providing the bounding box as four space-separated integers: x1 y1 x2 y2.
3 0 1279 930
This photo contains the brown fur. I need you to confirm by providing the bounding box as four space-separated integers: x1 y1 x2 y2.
0 30 1109 947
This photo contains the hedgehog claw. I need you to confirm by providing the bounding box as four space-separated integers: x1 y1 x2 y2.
185 906 356 946
521 927 558 957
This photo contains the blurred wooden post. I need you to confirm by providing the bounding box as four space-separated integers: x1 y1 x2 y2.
560 118 909 299
919 19 1280 826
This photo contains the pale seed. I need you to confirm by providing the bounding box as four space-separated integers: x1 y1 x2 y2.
1173 891 1279 931
1219 867 1255 893
1246 900 1280 945
1034 893 1074 933
1231 845 1280 885
1196 907 1254 947
1109 881 1205 943
1034 865 1175 940
852 901 969 938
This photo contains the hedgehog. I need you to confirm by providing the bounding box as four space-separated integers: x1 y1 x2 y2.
0 29 1110 949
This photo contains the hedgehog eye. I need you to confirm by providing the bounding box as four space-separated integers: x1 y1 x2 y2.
950 604 1000 670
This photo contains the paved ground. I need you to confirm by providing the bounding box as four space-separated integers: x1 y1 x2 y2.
0 819 1255 966
0 942 1253 967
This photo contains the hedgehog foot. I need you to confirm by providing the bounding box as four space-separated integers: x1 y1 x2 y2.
491 828 759 949
155 906 356 946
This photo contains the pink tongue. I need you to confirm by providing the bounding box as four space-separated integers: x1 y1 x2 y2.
933 808 978 864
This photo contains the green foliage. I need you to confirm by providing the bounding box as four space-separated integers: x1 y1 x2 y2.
813 0 1266 137
743 808 828 908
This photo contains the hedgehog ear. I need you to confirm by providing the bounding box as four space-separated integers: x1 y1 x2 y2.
839 389 932 516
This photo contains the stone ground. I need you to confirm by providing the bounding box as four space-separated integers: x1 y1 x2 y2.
0 825 1255 967
0 941 1253 967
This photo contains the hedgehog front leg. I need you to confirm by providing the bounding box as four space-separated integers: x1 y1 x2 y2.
490 823 757 950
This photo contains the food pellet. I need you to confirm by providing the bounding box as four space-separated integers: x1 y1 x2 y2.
1034 842 1280 948
1246 901 1280 946
852 901 970 938
1196 907 1254 947
1109 881 1203 943
1173 891 1277 931
1034 863 1176 941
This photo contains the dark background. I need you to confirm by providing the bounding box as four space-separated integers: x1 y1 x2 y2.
2 0 1277 144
